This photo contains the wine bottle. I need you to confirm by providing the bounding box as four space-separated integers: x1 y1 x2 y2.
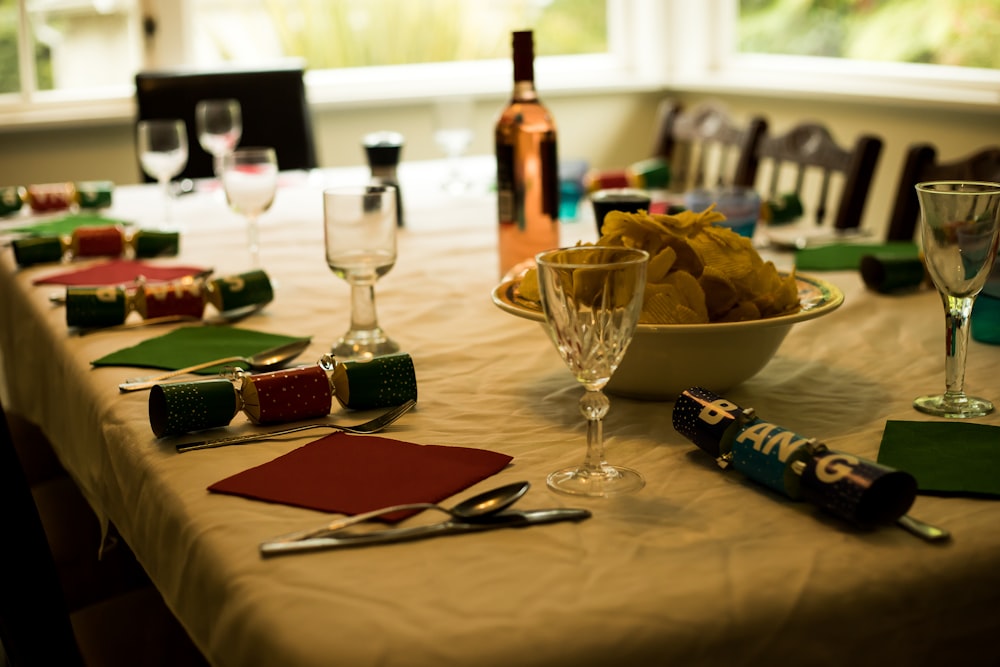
495 30 559 279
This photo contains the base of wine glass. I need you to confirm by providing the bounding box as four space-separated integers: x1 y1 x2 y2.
546 465 645 497
332 328 399 361
913 393 994 419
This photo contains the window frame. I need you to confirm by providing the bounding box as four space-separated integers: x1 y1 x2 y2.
1 0 997 132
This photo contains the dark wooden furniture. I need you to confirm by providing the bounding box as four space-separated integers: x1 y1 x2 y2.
885 143 1000 241
756 122 882 230
135 65 318 181
652 99 768 192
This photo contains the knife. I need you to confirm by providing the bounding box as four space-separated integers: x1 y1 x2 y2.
258 508 591 557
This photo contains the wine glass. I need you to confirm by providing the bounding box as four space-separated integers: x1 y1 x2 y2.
914 181 1000 418
221 147 278 269
433 96 474 194
324 184 400 360
196 98 243 178
137 119 188 226
536 246 649 496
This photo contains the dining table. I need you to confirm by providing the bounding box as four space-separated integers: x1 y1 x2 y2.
1 157 999 667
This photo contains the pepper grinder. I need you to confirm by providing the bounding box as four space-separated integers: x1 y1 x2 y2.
363 131 404 227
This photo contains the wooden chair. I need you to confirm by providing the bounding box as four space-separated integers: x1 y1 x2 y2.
0 399 209 667
755 121 883 231
135 65 318 181
885 143 1000 241
652 99 768 193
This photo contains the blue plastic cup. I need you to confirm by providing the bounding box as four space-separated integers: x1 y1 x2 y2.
684 186 761 238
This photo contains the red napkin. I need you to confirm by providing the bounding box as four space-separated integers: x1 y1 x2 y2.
33 259 207 286
208 433 513 522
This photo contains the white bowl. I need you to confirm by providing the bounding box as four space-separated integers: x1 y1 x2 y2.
492 272 844 401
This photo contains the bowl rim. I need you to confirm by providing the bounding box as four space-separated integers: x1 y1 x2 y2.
491 271 844 333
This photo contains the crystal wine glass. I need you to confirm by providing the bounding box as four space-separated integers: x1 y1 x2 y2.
914 181 1000 418
137 119 188 226
196 98 243 178
324 184 400 360
221 147 278 269
536 246 649 496
433 96 474 194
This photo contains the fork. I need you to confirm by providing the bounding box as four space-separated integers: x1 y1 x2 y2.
175 399 416 453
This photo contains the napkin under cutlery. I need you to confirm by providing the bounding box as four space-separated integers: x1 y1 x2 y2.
34 259 208 286
208 432 513 522
92 326 309 374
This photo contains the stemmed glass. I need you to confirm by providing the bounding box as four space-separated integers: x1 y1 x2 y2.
196 98 243 178
433 96 474 194
914 181 1000 418
536 246 649 496
324 184 400 360
137 119 188 226
221 147 278 269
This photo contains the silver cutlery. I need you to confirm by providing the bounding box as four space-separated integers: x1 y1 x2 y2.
896 514 951 543
175 399 416 453
119 338 311 392
267 481 531 544
258 508 592 556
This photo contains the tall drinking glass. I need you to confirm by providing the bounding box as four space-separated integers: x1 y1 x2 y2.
196 98 243 177
137 119 188 226
324 184 400 360
536 246 649 496
914 181 1000 418
221 147 278 269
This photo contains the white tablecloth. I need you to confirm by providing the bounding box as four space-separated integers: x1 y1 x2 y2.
2 160 999 667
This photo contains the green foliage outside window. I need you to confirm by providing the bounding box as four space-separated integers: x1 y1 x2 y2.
739 0 1000 69
248 0 607 68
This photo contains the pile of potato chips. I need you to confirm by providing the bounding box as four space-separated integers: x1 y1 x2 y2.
517 208 800 324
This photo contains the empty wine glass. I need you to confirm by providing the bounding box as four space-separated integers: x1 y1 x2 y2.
433 96 474 194
137 119 188 226
196 98 243 178
536 246 649 496
221 147 278 269
914 181 1000 418
324 184 400 360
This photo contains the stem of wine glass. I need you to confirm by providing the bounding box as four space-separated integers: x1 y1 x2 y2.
942 293 976 403
159 176 172 225
246 213 260 268
579 388 610 474
349 279 379 333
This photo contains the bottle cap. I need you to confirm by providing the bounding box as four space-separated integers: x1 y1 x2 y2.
363 131 404 168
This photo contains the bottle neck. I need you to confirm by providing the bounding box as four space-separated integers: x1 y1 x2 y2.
511 80 538 102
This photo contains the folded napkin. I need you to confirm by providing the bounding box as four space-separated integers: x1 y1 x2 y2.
877 420 1000 498
34 259 207 286
795 242 919 271
13 213 132 237
92 326 310 373
208 433 513 522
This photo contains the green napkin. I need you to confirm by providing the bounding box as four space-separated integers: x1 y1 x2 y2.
13 213 133 237
877 420 1000 498
92 326 311 374
795 242 918 271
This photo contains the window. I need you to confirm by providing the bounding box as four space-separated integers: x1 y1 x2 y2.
1 0 997 129
738 0 1000 70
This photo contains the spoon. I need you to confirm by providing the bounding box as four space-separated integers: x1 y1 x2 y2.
896 514 951 543
117 338 311 392
268 480 532 544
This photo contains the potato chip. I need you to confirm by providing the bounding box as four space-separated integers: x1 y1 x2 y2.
514 206 799 324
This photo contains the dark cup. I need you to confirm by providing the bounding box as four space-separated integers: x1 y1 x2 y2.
590 188 651 235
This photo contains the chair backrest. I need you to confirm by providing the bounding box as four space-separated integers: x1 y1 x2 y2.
652 99 768 193
885 143 1000 241
0 398 86 667
755 121 882 230
135 65 318 181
